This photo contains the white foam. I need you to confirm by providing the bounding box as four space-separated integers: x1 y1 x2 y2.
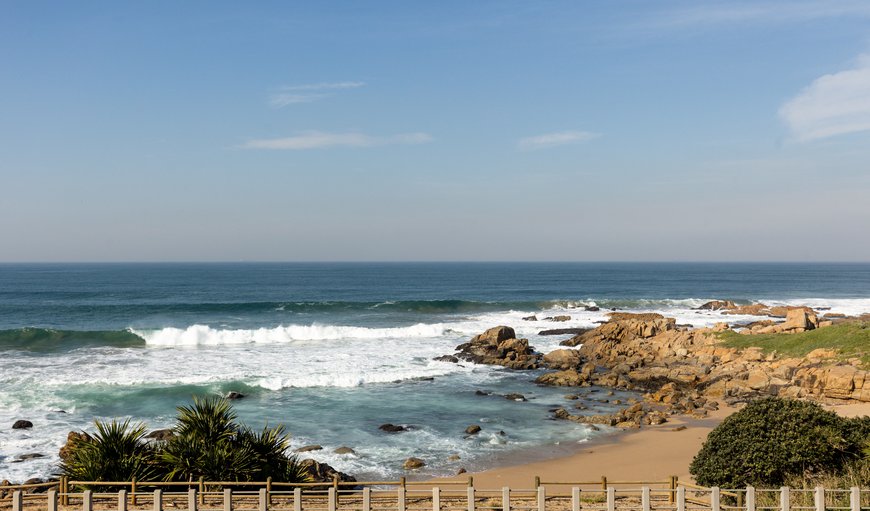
134 322 449 346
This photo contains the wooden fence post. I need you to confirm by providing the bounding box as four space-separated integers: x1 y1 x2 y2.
11 491 23 511
850 487 860 511
83 490 94 511
606 487 615 511
535 476 541 489
267 477 273 507
676 486 685 511
223 489 232 511
712 487 721 511
62 476 69 506
362 487 371 511
333 475 340 507
154 489 163 511
328 488 337 511
131 478 138 506
746 487 756 511
199 477 205 506
601 476 608 491
188 489 197 511
118 489 128 511
294 488 302 511
670 476 678 504
814 487 824 511
642 487 651 511
468 486 476 511
259 488 268 511
433 487 441 511
780 487 790 511
537 486 546 511
48 489 58 511
572 487 580 511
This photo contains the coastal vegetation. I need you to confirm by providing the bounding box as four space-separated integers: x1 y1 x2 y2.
60 397 309 487
718 321 870 367
689 398 870 488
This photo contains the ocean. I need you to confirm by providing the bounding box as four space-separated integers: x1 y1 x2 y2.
1 262 869 482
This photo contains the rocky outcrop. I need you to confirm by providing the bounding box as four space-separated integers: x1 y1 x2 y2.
299 459 357 484
542 349 583 370
531 311 870 430
59 431 91 462
146 429 174 441
560 313 676 348
452 326 541 369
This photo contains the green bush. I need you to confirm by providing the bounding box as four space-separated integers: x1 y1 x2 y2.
61 397 310 484
690 397 870 488
60 419 158 489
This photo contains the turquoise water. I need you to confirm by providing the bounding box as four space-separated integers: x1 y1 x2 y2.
1 262 869 482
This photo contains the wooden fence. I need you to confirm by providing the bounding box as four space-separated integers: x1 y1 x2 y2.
2 477 869 511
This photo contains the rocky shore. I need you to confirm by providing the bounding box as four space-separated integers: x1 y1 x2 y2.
442 303 870 430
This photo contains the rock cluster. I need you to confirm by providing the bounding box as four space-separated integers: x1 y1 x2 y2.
299 459 357 484
524 311 870 429
452 326 541 369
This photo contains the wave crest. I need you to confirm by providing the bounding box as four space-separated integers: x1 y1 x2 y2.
133 323 449 346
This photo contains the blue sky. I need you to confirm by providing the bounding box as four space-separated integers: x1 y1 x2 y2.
1 1 870 261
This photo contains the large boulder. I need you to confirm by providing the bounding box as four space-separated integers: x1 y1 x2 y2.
542 349 583 370
452 326 541 370
299 459 357 484
561 313 676 347
697 300 737 311
12 420 33 429
59 431 92 462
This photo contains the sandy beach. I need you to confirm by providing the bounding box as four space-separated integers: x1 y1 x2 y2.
435 402 870 489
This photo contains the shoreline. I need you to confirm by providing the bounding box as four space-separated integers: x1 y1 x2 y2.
430 406 733 488
430 401 870 488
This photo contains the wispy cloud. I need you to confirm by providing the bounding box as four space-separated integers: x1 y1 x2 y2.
648 1 870 29
240 131 433 150
518 131 599 150
779 55 870 142
269 81 365 108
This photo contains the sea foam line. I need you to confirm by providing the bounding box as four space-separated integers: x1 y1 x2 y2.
132 322 450 346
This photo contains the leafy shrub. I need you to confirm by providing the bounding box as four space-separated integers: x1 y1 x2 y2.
61 397 310 484
60 419 157 489
690 397 870 488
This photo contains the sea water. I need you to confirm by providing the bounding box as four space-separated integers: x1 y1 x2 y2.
1 262 869 482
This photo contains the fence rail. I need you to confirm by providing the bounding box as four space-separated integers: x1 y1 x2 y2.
2 478 869 511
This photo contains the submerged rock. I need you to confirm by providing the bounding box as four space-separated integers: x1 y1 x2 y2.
464 425 481 435
379 423 409 433
403 457 425 470
12 420 33 429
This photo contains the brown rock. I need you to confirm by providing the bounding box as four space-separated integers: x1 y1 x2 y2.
465 425 482 435
403 457 426 470
542 349 583 370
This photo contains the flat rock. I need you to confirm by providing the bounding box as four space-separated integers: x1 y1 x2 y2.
296 445 323 452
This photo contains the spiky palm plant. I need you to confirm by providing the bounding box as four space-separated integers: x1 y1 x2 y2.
60 419 157 490
237 424 311 483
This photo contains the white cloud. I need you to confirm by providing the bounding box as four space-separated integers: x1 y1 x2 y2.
779 55 870 142
517 131 599 150
240 131 433 150
269 82 365 108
